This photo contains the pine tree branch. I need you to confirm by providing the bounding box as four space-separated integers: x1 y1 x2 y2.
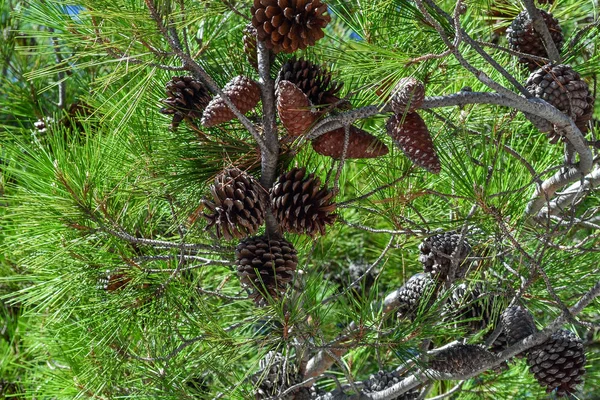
522 0 561 63
539 166 600 218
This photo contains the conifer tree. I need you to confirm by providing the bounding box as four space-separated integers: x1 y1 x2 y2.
1 0 599 399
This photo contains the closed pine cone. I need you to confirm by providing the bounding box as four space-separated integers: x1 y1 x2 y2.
396 273 437 319
386 113 441 174
270 167 336 236
430 344 496 376
390 77 426 114
251 0 331 54
201 76 261 127
252 351 311 399
203 168 266 240
160 76 211 129
312 126 389 159
418 231 472 281
276 81 317 137
501 305 537 347
236 235 298 306
361 370 420 399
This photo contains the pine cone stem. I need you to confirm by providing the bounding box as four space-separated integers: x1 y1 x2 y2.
522 0 561 63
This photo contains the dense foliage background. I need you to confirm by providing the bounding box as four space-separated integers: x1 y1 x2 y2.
1 0 599 398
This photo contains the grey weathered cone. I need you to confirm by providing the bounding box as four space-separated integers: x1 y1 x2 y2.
201 76 261 127
252 351 311 399
202 168 266 240
275 57 346 109
251 0 331 54
312 125 389 159
270 167 336 236
361 370 420 400
386 112 441 174
527 329 586 397
506 10 563 71
160 76 211 129
396 272 437 319
390 77 426 115
418 231 472 281
501 305 537 347
236 235 298 306
430 344 496 376
276 81 317 137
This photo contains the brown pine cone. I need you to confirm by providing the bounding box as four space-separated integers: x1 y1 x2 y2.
270 167 336 236
312 126 389 159
276 81 318 137
386 113 441 173
390 77 426 114
201 76 261 127
251 0 331 54
160 76 211 129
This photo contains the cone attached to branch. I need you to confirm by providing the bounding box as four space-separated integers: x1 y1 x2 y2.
276 81 317 137
501 305 537 347
506 10 563 71
160 76 211 129
430 344 497 375
270 167 336 236
396 272 437 319
276 57 345 109
243 24 259 70
390 77 426 114
361 370 420 400
236 235 298 305
418 231 472 281
203 168 266 240
201 76 261 127
312 126 389 159
252 351 311 399
386 112 441 173
251 0 331 53
527 329 586 397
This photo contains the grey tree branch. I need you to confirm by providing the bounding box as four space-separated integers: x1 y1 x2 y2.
539 166 600 218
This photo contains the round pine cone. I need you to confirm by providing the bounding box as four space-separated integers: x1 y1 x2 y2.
361 370 420 400
270 167 337 236
251 0 331 54
276 57 344 108
418 232 472 281
396 273 437 319
506 10 563 71
385 113 441 174
276 80 317 137
430 344 496 376
252 351 310 399
501 305 537 347
312 125 389 159
390 77 425 114
201 76 261 127
160 76 211 129
525 64 593 138
236 235 298 305
527 329 586 397
203 168 266 240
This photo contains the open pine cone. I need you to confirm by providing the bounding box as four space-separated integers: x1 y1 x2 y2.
251 0 331 53
201 76 261 127
270 167 337 236
160 76 211 129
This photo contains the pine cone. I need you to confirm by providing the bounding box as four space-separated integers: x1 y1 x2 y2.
270 167 336 236
430 344 496 376
390 77 426 114
527 329 586 396
277 81 318 137
203 168 266 240
443 283 506 334
418 232 472 281
160 76 211 129
324 261 377 298
243 24 259 70
312 126 389 159
396 273 437 319
506 10 563 71
501 305 537 347
386 113 441 174
361 370 420 400
251 0 331 54
201 76 261 127
276 57 345 108
252 351 310 399
236 235 298 305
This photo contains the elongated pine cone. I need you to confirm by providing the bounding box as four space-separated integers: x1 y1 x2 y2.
252 351 311 399
418 231 472 281
276 57 344 108
390 77 425 114
277 81 317 136
251 0 331 54
430 344 496 376
160 76 211 129
243 25 259 70
312 126 389 159
386 113 441 173
527 329 586 397
525 64 593 138
501 305 537 347
201 76 261 127
507 10 563 71
236 235 298 305
396 273 436 319
270 167 336 236
203 168 266 240
361 371 420 400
